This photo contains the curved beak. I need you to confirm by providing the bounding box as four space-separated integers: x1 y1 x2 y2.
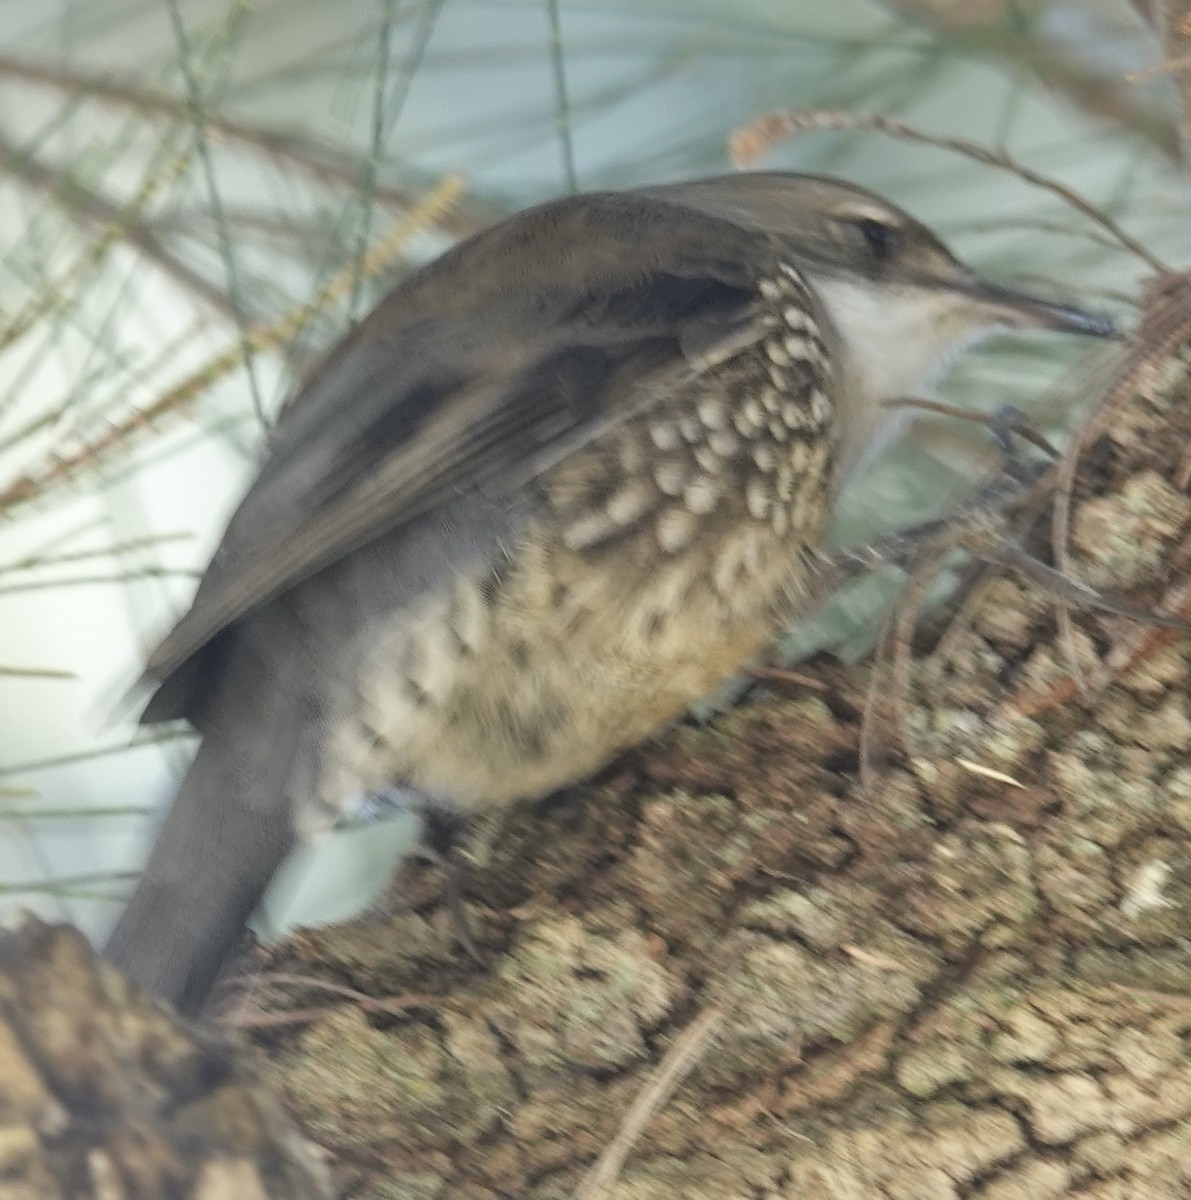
966 280 1117 339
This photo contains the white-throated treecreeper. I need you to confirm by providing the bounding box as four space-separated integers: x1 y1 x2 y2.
103 172 1112 1014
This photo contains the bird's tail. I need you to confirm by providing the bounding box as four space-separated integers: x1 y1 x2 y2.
103 721 298 1016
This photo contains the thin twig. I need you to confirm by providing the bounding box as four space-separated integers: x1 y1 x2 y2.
920 564 998 690
0 805 146 820
163 0 266 423
1048 277 1191 703
747 664 829 692
221 972 439 1029
572 1004 725 1200
1126 52 1191 82
0 134 229 343
1155 0 1191 167
347 0 446 318
956 759 1024 788
0 176 465 517
0 731 187 779
0 666 75 679
1104 571 1191 674
729 108 1170 273
889 546 948 769
0 51 482 236
546 0 579 193
1 533 192 573
881 0 1181 159
859 606 899 796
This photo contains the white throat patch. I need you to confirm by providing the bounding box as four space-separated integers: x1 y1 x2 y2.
810 276 998 479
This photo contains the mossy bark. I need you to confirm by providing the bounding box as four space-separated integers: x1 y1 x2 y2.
252 281 1191 1198
17 285 1188 1200
0 920 331 1199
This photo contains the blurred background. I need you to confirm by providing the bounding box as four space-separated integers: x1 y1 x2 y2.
0 0 1186 947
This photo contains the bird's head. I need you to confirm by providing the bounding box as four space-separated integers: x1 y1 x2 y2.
645 171 1114 477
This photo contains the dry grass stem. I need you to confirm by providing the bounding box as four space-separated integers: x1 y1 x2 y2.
572 1004 725 1200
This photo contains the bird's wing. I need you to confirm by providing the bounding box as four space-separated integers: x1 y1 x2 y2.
144 191 780 690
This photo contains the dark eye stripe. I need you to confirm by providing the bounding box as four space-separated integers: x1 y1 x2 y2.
856 218 897 260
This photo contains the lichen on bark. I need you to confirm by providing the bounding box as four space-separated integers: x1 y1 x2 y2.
245 282 1191 1199
0 920 331 1199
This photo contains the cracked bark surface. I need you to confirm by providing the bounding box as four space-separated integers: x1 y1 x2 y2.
0 920 331 1199
16 281 1181 1198
249 283 1191 1199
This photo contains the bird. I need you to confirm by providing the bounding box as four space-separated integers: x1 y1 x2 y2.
103 171 1113 1015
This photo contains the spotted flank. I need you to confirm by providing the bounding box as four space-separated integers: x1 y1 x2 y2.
333 260 836 814
547 259 834 564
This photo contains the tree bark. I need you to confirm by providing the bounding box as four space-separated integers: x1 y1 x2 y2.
0 920 331 1199
243 280 1191 1199
19 277 1189 1199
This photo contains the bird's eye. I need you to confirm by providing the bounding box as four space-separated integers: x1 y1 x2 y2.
854 217 898 262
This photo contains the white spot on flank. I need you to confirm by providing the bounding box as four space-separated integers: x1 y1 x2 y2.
765 339 791 367
693 444 722 474
733 412 757 439
606 484 654 526
451 578 487 653
697 397 727 429
405 615 458 704
650 420 679 451
684 476 719 515
713 541 742 595
781 401 807 429
654 460 686 497
656 506 696 553
782 306 816 333
783 333 821 362
678 414 702 444
746 478 770 521
563 512 617 551
779 263 807 287
785 440 808 473
707 429 739 459
1120 860 1175 920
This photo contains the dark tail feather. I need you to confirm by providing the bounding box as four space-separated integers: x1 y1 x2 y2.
103 729 296 1016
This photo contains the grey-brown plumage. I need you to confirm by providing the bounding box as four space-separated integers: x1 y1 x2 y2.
103 172 1112 1014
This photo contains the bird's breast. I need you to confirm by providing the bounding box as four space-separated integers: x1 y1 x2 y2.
332 265 838 812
